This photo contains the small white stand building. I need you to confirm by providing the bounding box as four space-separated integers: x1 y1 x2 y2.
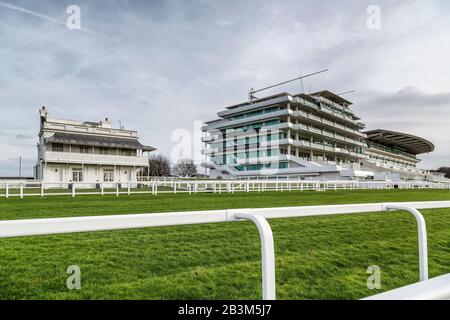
34 107 155 188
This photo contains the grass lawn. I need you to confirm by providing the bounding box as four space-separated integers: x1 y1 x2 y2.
0 189 449 299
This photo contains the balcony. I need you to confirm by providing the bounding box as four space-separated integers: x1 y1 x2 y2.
236 155 289 165
294 110 366 138
201 148 219 155
205 109 290 130
201 161 215 168
333 147 349 155
201 135 219 142
44 151 149 166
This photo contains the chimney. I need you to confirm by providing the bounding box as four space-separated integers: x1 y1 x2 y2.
100 117 112 128
39 106 48 120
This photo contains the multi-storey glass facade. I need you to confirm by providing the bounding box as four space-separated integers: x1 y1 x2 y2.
202 91 434 180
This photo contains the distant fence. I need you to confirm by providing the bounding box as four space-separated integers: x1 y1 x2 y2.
1 200 450 299
0 179 449 198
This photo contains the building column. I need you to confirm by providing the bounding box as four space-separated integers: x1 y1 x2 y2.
287 129 291 155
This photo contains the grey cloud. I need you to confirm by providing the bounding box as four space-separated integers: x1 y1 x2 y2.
15 134 32 140
0 0 449 175
374 87 450 108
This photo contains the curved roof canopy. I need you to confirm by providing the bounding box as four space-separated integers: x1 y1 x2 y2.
365 129 434 155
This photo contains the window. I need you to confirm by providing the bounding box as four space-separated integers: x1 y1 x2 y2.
279 162 289 169
52 143 63 152
103 169 114 182
121 149 131 156
99 148 108 155
72 168 83 182
80 146 90 154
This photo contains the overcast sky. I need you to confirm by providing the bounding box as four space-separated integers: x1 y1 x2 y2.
0 0 449 176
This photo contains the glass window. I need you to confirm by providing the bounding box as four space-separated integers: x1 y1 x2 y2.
103 169 114 182
52 143 64 152
80 146 90 154
279 162 289 169
237 152 245 159
226 140 235 148
264 119 279 126
249 136 258 144
72 168 83 182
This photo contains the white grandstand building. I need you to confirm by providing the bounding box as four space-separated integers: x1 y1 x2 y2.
34 107 155 187
201 91 436 181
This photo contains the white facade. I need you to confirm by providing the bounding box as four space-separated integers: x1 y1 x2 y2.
34 107 155 187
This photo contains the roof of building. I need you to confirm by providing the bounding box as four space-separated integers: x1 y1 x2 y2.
365 129 434 155
45 133 156 152
225 92 291 110
310 90 353 106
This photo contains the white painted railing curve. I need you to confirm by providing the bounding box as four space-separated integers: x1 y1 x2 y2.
1 201 450 300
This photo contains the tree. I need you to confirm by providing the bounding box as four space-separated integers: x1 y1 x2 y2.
141 154 171 177
174 158 197 177
437 167 450 179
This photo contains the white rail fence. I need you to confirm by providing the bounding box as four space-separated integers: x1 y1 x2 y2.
1 201 450 300
1 179 449 198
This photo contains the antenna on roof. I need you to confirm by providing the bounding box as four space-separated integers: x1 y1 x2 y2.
248 69 328 101
248 87 257 101
337 90 355 96
300 66 304 94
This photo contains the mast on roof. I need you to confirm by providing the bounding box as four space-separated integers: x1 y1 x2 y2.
248 69 328 101
336 90 355 96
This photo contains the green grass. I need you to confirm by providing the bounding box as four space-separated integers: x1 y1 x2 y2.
0 189 449 299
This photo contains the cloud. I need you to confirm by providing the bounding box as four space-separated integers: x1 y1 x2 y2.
0 0 449 176
356 87 450 169
15 134 32 140
0 1 118 40
375 87 450 108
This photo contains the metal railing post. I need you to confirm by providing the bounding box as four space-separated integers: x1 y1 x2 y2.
234 213 276 300
385 204 428 281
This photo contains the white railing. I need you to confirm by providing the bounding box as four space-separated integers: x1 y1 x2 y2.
0 179 449 198
45 151 149 166
1 201 450 299
363 273 450 300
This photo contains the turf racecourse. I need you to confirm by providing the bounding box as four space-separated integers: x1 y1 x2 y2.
0 189 449 299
